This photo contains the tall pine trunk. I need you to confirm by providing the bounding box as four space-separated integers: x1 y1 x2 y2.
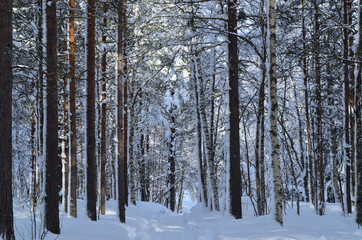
45 0 61 233
100 1 108 216
0 1 15 238
69 0 77 218
86 0 97 221
117 0 126 223
355 0 362 226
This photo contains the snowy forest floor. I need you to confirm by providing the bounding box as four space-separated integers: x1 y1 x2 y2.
13 196 362 240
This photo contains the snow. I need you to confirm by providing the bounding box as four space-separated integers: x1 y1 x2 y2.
13 197 362 240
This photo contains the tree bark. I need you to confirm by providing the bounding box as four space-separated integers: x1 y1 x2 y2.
44 0 61 233
314 1 325 216
118 0 126 223
302 0 315 206
255 77 265 215
86 0 97 221
0 1 15 238
268 0 283 226
168 103 176 212
100 1 108 215
343 0 352 215
355 0 362 226
228 0 242 219
123 1 129 207
69 0 77 218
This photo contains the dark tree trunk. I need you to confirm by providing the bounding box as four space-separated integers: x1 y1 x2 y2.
118 0 126 223
355 0 362 226
255 77 265 216
122 1 129 207
228 0 242 219
343 0 352 215
45 0 61 234
86 0 97 221
63 51 69 215
314 1 325 216
100 1 108 216
0 1 15 239
69 0 77 218
168 109 176 212
140 133 148 201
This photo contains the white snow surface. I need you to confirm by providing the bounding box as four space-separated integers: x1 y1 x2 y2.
13 197 362 240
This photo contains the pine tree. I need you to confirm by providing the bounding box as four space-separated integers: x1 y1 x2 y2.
86 0 97 221
45 0 61 234
118 0 126 223
355 0 362 226
69 0 77 218
0 1 15 239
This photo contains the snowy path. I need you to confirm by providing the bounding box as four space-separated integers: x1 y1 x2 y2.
14 200 362 240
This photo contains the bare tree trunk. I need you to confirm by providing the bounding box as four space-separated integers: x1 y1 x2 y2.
343 0 352 215
313 1 325 216
355 0 362 225
190 41 208 207
168 102 176 212
123 1 129 207
302 0 314 206
255 78 265 215
117 0 126 223
228 0 241 219
129 105 136 205
45 0 61 234
100 2 108 215
193 43 219 211
348 0 356 206
86 0 97 221
140 130 147 201
69 0 77 218
63 53 70 215
0 1 15 238
268 0 283 226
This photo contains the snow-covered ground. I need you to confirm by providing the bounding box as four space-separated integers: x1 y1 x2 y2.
13 197 362 240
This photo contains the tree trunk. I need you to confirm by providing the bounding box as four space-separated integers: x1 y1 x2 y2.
314 1 325 216
228 0 242 219
302 0 315 207
100 1 108 215
44 0 61 233
0 1 15 238
86 0 97 221
191 46 208 207
348 0 355 206
62 53 69 215
168 104 176 212
268 0 283 226
123 1 129 207
117 0 126 223
255 77 265 215
343 0 352 215
140 130 147 201
69 0 77 218
355 0 362 226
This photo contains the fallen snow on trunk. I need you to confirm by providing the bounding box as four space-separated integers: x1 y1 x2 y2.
13 199 362 240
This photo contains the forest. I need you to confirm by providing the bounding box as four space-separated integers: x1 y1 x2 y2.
1 0 362 239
